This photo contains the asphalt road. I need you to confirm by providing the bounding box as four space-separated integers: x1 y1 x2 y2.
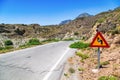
0 41 76 80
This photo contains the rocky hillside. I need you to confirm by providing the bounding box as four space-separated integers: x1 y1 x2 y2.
61 7 120 80
0 7 120 47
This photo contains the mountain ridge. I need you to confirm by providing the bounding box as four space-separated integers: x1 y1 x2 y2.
59 19 72 25
76 13 93 19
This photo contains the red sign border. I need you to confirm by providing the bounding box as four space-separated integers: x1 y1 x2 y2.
90 32 110 48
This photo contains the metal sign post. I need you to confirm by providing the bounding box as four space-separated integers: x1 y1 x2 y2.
97 47 100 69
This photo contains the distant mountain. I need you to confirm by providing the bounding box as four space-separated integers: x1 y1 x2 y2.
76 13 93 18
59 13 92 25
59 20 72 25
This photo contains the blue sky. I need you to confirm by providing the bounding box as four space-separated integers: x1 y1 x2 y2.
0 0 119 25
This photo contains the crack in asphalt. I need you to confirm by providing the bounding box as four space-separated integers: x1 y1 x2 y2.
0 64 35 73
0 62 65 76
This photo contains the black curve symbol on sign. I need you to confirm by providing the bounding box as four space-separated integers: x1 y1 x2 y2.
97 37 103 44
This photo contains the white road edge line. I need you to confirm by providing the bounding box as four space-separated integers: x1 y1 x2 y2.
42 48 70 80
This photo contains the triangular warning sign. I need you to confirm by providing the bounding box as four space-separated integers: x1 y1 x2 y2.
90 32 110 48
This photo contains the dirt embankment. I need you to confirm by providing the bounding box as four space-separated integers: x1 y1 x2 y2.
61 34 120 80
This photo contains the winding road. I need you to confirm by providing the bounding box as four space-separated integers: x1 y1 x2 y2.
0 41 76 80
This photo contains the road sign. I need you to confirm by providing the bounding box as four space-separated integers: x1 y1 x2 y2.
90 32 110 48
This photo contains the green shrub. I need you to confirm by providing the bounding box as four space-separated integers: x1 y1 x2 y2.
0 46 13 50
78 68 84 71
74 32 79 35
98 76 109 80
49 38 59 42
98 76 118 80
0 46 13 53
4 46 13 49
28 38 41 45
101 61 110 66
80 59 85 63
19 44 31 49
42 39 59 42
81 36 85 40
64 73 68 77
76 52 82 56
63 38 74 41
69 67 75 73
97 18 105 23
111 29 120 35
4 40 13 46
70 41 89 49
76 52 89 60
0 47 4 50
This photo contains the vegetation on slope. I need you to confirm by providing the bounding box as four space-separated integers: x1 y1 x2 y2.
69 41 89 49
